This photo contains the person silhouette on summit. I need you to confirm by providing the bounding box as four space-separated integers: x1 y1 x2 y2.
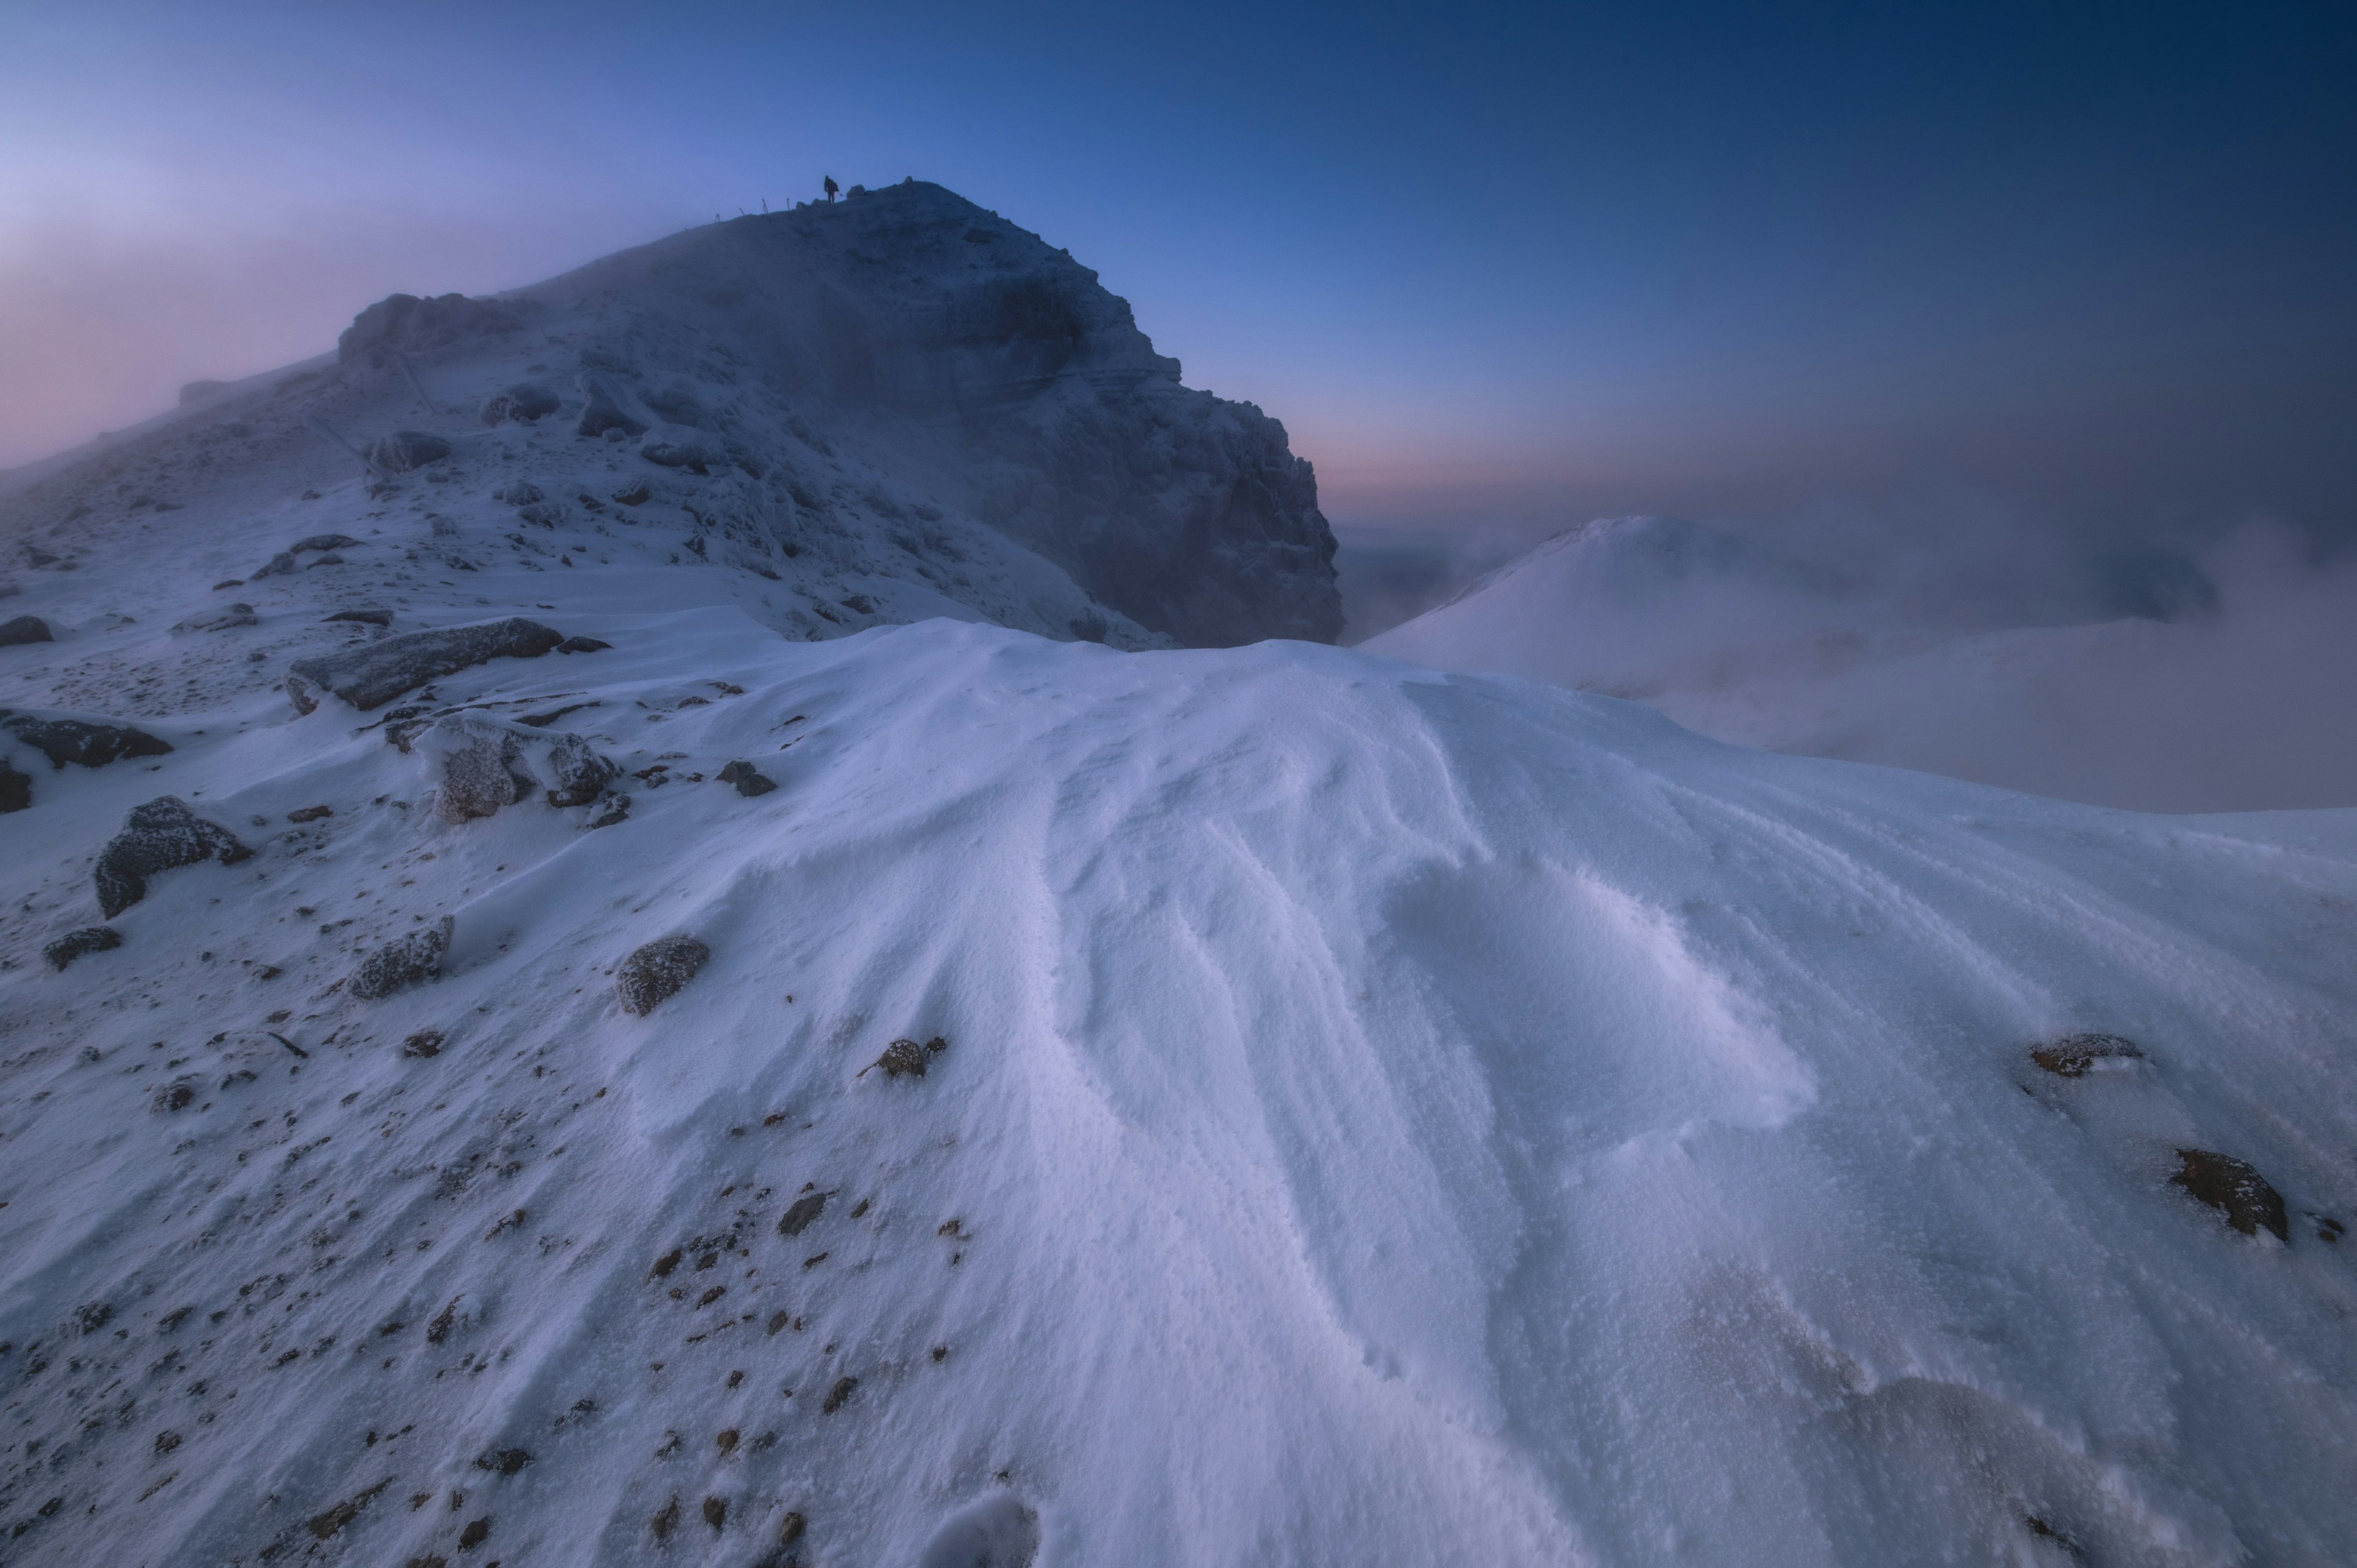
823 176 839 203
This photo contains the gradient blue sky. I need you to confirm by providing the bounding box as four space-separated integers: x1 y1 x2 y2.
4 1 2352 539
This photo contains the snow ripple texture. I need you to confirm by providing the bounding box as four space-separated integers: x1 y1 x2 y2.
0 609 2353 1565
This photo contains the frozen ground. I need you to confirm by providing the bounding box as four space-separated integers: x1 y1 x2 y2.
2 209 2355 1567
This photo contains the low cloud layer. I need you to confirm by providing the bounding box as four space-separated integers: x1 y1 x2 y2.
1366 511 2357 813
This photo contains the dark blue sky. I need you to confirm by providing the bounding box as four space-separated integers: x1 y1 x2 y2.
4 1 2351 540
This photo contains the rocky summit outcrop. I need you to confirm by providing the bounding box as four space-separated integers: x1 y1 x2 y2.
501 182 1341 646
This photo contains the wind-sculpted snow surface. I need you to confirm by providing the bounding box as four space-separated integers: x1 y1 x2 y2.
1 608 2354 1566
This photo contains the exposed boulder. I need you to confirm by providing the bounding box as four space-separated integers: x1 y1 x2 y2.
250 551 300 579
716 760 776 797
412 713 619 824
616 936 709 1016
44 927 122 971
640 424 725 472
285 618 565 713
350 916 454 1001
482 383 561 425
0 760 27 813
93 797 254 917
576 377 648 440
1 710 172 770
2172 1149 2289 1241
339 292 527 366
322 608 393 627
366 431 452 473
555 635 610 654
0 614 53 647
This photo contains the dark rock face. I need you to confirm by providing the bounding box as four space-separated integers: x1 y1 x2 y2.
1 710 172 770
44 927 122 971
0 614 53 647
339 292 527 366
366 431 452 473
93 797 254 917
0 760 27 813
285 617 565 713
350 917 454 1001
2172 1149 2288 1241
616 936 710 1016
529 182 1341 646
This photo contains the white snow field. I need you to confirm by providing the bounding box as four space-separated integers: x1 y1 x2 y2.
2 191 2355 1567
1368 515 2357 813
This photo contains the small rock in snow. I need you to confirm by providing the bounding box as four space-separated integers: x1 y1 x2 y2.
777 1192 826 1236
287 804 333 823
0 614 53 647
2171 1149 2288 1241
350 916 454 1002
43 927 123 971
322 608 393 627
250 551 301 579
93 797 254 917
716 760 777 797
616 935 710 1015
150 1077 198 1113
401 1029 446 1058
494 480 544 505
290 533 362 552
556 635 611 654
821 1376 857 1413
2030 1033 2143 1077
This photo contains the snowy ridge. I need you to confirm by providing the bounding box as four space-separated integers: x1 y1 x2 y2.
0 598 2353 1562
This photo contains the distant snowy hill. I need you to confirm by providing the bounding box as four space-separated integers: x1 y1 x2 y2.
2 203 2355 1567
1369 514 2357 812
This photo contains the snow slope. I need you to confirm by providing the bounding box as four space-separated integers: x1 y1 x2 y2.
1368 515 2357 812
4 585 2357 1562
1 210 2354 1567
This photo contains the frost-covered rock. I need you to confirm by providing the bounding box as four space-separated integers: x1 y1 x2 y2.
338 291 527 365
350 916 453 1000
174 601 258 632
366 430 452 473
616 935 708 1015
414 712 618 823
481 382 560 425
0 709 172 770
43 926 122 971
638 423 725 472
92 796 253 917
285 617 564 713
0 614 54 646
